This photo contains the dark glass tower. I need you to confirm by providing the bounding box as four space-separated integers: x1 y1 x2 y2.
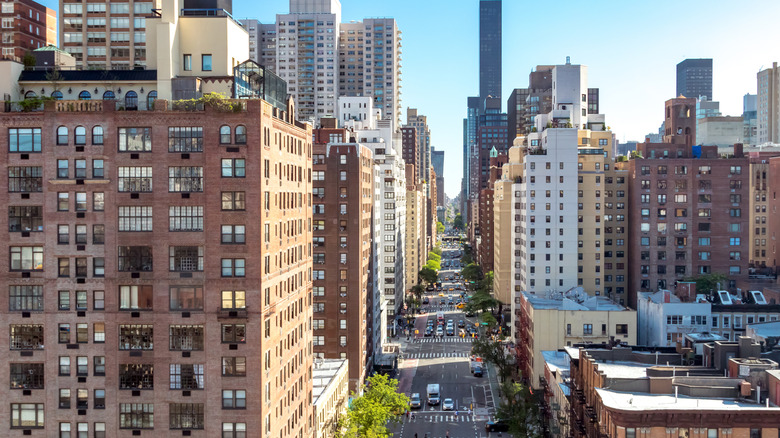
479 0 502 106
676 58 713 100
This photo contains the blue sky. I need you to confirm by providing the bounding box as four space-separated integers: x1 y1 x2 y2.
40 0 780 198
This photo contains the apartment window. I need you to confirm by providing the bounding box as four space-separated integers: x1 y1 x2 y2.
221 324 246 343
119 285 154 310
58 193 69 210
221 259 246 277
8 166 43 192
118 206 153 231
223 423 247 437
10 363 44 389
117 246 153 271
217 389 248 411
169 365 205 390
169 403 204 430
119 403 154 428
221 225 246 244
10 246 43 271
221 291 246 309
202 54 212 71
118 167 153 192
93 322 105 342
119 325 154 350
76 323 88 343
221 192 246 210
221 159 245 177
118 128 152 152
235 126 247 144
92 224 105 244
92 126 104 145
168 127 203 152
222 357 246 376
75 192 87 211
8 128 42 152
183 54 192 71
10 403 44 428
9 285 43 311
169 206 204 231
8 206 42 232
168 167 203 192
94 357 105 376
169 247 203 272
59 357 71 375
119 364 154 390
57 159 69 178
583 324 593 335
169 325 204 350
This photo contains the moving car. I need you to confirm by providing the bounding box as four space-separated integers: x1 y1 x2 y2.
410 393 422 409
485 419 510 432
446 327 454 336
458 320 465 328
442 398 454 411
472 366 483 377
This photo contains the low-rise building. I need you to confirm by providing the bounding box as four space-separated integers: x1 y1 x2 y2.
512 289 636 389
312 359 349 438
637 290 712 347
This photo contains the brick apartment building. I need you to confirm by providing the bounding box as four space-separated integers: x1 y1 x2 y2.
312 125 373 392
0 97 313 437
400 126 418 182
627 141 749 308
477 150 507 272
0 0 56 61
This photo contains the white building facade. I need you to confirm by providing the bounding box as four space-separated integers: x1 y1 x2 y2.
637 290 712 347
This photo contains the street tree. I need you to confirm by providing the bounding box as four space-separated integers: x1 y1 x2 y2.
684 272 729 295
461 263 482 283
335 373 410 438
431 246 442 256
496 381 542 437
425 259 441 271
453 214 464 230
427 252 441 263
436 221 445 234
410 284 425 303
466 290 498 314
418 267 438 286
471 336 513 382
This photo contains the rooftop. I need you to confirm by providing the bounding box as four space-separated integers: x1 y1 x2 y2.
312 359 348 405
542 350 571 374
685 332 727 342
19 69 157 82
595 388 780 412
521 289 628 312
747 321 780 339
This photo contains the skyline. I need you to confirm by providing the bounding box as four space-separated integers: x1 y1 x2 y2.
38 0 780 198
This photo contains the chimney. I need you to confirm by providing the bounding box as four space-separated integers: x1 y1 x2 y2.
664 290 670 303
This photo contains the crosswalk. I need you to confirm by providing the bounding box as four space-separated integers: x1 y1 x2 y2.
415 337 473 343
404 352 469 359
405 413 482 423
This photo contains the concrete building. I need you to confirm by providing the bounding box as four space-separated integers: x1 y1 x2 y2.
312 359 349 438
462 96 479 215
506 65 553 144
59 0 168 69
239 19 276 70
626 142 749 308
711 289 780 341
512 290 637 389
405 164 426 297
476 150 506 272
492 140 523 305
0 0 56 61
676 58 713 101
276 0 341 124
338 19 402 128
757 62 779 145
0 95 313 436
431 147 444 207
697 116 743 147
637 290 713 347
400 126 419 180
568 342 780 438
748 152 780 270
312 125 373 392
744 93 758 146
405 108 431 189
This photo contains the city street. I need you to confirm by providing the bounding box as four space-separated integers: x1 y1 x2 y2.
391 244 505 438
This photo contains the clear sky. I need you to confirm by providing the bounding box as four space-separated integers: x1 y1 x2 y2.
40 0 780 198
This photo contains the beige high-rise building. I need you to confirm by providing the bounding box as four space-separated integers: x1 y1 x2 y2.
749 158 771 268
405 165 425 294
757 62 779 145
492 140 524 304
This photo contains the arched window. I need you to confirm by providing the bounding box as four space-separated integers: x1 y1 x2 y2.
146 90 157 110
220 125 231 144
92 126 104 145
124 91 138 110
57 126 69 145
24 91 37 99
235 125 247 144
103 90 116 100
78 91 91 100
51 90 63 100
74 126 87 145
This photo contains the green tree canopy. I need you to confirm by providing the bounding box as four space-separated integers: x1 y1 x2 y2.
436 221 445 234
335 373 410 438
471 335 512 382
425 259 441 271
683 273 729 294
496 381 542 437
427 252 441 262
410 284 425 302
453 214 464 230
466 290 498 314
431 246 442 256
418 266 438 286
461 263 482 282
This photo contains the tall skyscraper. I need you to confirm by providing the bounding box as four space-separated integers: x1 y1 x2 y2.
676 58 713 100
405 108 431 188
757 62 779 144
479 0 501 106
431 148 445 207
0 0 56 61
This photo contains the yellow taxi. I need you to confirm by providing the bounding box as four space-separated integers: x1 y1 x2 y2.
448 287 454 291
456 303 465 309
438 292 445 297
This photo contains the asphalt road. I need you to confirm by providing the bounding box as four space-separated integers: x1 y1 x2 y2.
390 245 504 438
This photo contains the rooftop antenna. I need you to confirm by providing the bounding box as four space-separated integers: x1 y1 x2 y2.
565 56 571 65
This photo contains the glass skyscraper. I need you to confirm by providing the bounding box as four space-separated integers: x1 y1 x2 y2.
479 0 502 105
